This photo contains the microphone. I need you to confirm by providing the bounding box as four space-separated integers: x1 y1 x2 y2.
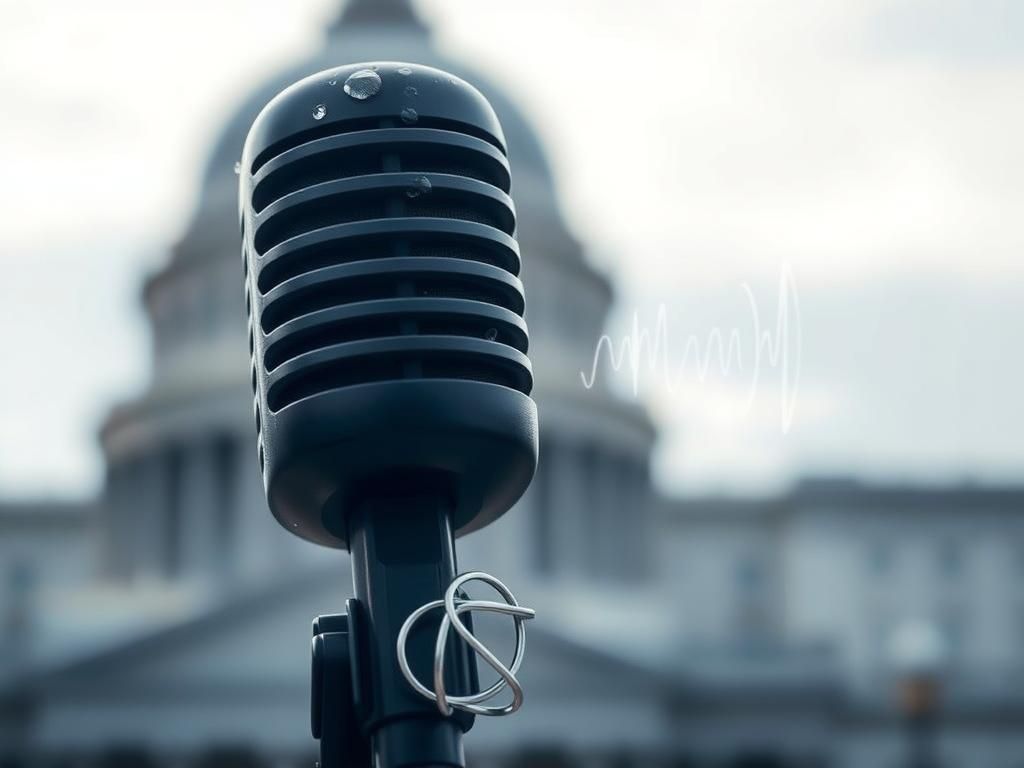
238 63 538 768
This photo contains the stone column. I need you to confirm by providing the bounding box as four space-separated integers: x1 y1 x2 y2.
131 451 168 582
578 446 600 579
162 446 186 579
548 438 588 580
526 437 556 576
589 449 619 581
622 454 653 582
232 439 278 582
638 456 654 580
101 460 131 580
210 435 240 578
178 439 219 579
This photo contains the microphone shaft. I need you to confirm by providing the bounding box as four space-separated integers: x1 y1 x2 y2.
348 486 468 768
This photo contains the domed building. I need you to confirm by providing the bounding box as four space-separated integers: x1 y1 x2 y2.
12 3 1024 768
7 2 678 765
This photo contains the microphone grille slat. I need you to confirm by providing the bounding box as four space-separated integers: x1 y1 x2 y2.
250 117 507 178
255 221 520 294
252 176 514 256
251 127 510 212
262 299 528 372
265 339 532 413
260 259 524 332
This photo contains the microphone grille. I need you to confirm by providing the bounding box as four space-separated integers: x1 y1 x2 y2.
241 90 531 418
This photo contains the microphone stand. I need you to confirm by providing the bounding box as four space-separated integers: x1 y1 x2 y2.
311 487 478 768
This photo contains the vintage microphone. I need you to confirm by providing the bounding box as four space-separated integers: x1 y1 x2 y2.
238 63 538 768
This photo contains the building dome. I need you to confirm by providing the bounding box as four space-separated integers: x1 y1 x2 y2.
185 0 570 271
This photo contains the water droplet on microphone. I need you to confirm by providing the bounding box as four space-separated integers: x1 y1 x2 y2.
233 161 241 175
312 103 327 120
343 69 382 100
485 328 498 341
400 107 418 124
398 66 413 76
406 175 432 198
404 86 418 97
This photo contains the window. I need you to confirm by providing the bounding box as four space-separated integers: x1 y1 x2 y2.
530 438 554 575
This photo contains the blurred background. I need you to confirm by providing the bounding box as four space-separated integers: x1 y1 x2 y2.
1 0 1023 766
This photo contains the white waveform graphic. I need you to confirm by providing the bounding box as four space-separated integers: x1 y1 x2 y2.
581 263 802 433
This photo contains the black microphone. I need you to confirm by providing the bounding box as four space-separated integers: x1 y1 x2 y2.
238 63 537 768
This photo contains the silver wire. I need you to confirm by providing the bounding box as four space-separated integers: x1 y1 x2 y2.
396 571 535 716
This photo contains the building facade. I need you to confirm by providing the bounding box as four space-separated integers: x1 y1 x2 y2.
2 2 1024 767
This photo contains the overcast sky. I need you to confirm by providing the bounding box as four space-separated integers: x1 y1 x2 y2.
1 0 1022 499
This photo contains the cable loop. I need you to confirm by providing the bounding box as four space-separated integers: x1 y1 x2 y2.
396 571 535 716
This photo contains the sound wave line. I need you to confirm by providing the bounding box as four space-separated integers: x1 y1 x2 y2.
580 263 801 433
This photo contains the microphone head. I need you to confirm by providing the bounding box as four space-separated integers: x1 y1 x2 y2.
239 63 538 549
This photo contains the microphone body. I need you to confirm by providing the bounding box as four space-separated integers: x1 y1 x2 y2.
239 63 537 768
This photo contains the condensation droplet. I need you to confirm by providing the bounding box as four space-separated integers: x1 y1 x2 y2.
404 86 418 97
406 175 432 198
312 103 327 120
343 69 382 101
233 161 241 175
485 328 498 341
398 66 412 76
400 107 418 125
